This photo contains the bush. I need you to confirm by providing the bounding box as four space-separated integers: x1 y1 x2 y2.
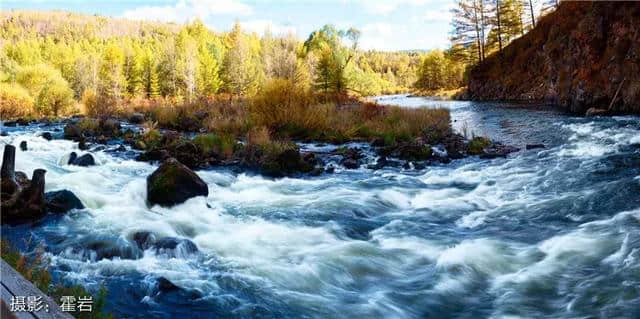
246 126 296 156
467 136 490 155
81 88 99 117
193 133 236 159
14 63 76 117
0 82 34 118
35 78 76 116
15 64 61 96
250 78 327 137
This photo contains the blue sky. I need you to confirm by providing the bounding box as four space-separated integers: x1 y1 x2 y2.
1 0 455 51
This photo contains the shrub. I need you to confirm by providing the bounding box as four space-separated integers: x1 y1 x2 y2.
15 64 61 96
81 88 99 117
246 125 296 156
0 82 34 118
250 78 327 137
467 136 490 155
76 118 99 133
14 63 75 117
137 123 162 150
193 133 236 159
35 78 76 116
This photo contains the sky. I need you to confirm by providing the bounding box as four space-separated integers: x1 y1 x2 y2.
0 0 455 51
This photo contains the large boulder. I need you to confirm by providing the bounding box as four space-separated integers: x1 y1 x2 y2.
146 158 209 207
45 190 84 213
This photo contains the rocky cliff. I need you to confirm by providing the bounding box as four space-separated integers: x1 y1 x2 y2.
467 2 640 114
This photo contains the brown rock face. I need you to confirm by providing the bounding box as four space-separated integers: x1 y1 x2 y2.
467 2 640 114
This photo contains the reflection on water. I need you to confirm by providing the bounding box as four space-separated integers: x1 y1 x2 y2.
2 95 640 318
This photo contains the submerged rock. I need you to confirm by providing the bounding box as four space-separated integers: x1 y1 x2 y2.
342 158 360 169
157 277 179 292
152 237 199 257
83 238 142 261
45 190 84 213
132 231 157 250
526 144 545 150
335 147 364 169
367 156 388 170
585 108 609 117
480 144 520 159
147 158 209 207
19 141 27 151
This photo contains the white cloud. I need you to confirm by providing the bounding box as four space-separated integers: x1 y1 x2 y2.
121 0 252 23
356 0 439 15
421 6 453 23
240 20 297 36
359 23 407 50
358 21 449 51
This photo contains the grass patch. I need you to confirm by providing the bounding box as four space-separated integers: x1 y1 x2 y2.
193 133 236 159
467 136 490 155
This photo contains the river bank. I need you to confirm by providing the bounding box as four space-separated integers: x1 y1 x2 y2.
466 2 640 115
2 95 640 318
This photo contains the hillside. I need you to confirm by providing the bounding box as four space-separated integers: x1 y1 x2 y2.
467 2 640 114
0 10 182 39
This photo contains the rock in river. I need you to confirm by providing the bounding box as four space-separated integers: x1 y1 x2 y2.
40 132 53 141
147 158 209 207
45 190 85 213
70 153 96 166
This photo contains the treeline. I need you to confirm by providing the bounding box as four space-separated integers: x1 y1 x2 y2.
0 10 420 118
414 0 560 92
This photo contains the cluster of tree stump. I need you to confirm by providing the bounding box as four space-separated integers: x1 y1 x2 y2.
1 144 47 223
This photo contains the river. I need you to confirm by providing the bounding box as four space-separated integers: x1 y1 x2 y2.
2 95 640 318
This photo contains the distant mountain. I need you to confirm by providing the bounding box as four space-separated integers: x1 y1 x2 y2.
466 2 640 114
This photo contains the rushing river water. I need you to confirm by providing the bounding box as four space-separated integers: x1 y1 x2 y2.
2 95 640 319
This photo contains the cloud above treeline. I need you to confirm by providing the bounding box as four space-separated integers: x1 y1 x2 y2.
116 0 451 51
121 0 253 22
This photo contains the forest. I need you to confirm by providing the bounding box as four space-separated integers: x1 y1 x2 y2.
0 0 560 119
0 10 424 119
